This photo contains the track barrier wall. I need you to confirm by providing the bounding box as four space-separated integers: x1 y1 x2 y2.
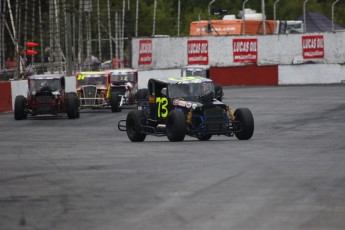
210 65 279 86
0 82 12 113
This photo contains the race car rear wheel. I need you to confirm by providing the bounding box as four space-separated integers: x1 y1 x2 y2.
110 92 121 112
166 110 186 142
215 84 223 101
234 108 254 140
14 95 27 120
126 110 146 142
136 88 149 100
67 93 79 119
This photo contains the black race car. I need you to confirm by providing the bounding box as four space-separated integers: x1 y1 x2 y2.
118 76 254 142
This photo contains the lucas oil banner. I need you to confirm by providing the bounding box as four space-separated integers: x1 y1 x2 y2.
233 38 258 63
138 40 153 65
302 35 324 59
187 40 209 65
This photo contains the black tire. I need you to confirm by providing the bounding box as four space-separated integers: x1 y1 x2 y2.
234 108 254 140
166 110 186 142
215 84 223 101
197 134 212 141
136 88 149 100
126 110 146 142
14 95 27 120
110 92 121 112
67 94 78 119
74 93 80 118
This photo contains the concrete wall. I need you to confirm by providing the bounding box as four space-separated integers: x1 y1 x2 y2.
279 64 345 85
0 82 12 112
132 32 345 69
137 69 180 88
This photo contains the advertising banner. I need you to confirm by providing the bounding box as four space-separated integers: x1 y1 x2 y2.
302 35 324 59
233 38 258 63
138 40 152 65
187 40 209 65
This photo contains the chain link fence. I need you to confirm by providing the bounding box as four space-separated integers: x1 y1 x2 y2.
0 0 129 80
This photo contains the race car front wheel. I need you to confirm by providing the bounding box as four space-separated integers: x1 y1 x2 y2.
67 93 79 119
234 108 254 140
126 110 146 142
166 110 186 142
110 92 121 112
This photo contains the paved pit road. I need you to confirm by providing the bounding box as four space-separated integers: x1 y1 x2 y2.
0 85 345 230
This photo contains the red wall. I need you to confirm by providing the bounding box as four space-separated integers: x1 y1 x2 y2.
210 65 278 86
0 82 12 112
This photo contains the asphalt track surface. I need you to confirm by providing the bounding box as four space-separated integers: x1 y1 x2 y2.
1 85 345 230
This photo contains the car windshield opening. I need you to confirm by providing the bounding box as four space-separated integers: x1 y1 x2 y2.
111 73 135 82
30 79 61 92
183 69 206 78
78 75 107 86
168 82 214 99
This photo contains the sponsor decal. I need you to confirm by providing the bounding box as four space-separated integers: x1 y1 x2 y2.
302 35 324 59
195 26 236 33
173 99 179 106
172 99 192 108
156 97 168 118
186 102 192 108
187 40 209 65
233 38 258 63
138 40 152 65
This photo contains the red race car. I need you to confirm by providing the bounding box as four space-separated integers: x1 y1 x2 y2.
14 74 80 120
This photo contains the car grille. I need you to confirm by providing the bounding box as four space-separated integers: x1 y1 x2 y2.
82 86 97 105
204 108 227 132
36 95 53 112
204 108 225 116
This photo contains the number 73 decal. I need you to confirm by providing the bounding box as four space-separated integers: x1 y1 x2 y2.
156 97 168 118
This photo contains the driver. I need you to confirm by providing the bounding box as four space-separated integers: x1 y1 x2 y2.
40 79 51 91
202 83 211 93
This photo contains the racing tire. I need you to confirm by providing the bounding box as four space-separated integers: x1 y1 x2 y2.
136 88 149 100
67 94 78 119
110 92 121 113
14 95 27 120
197 134 212 141
126 110 146 142
234 108 254 140
166 110 186 142
215 84 223 101
75 94 80 118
